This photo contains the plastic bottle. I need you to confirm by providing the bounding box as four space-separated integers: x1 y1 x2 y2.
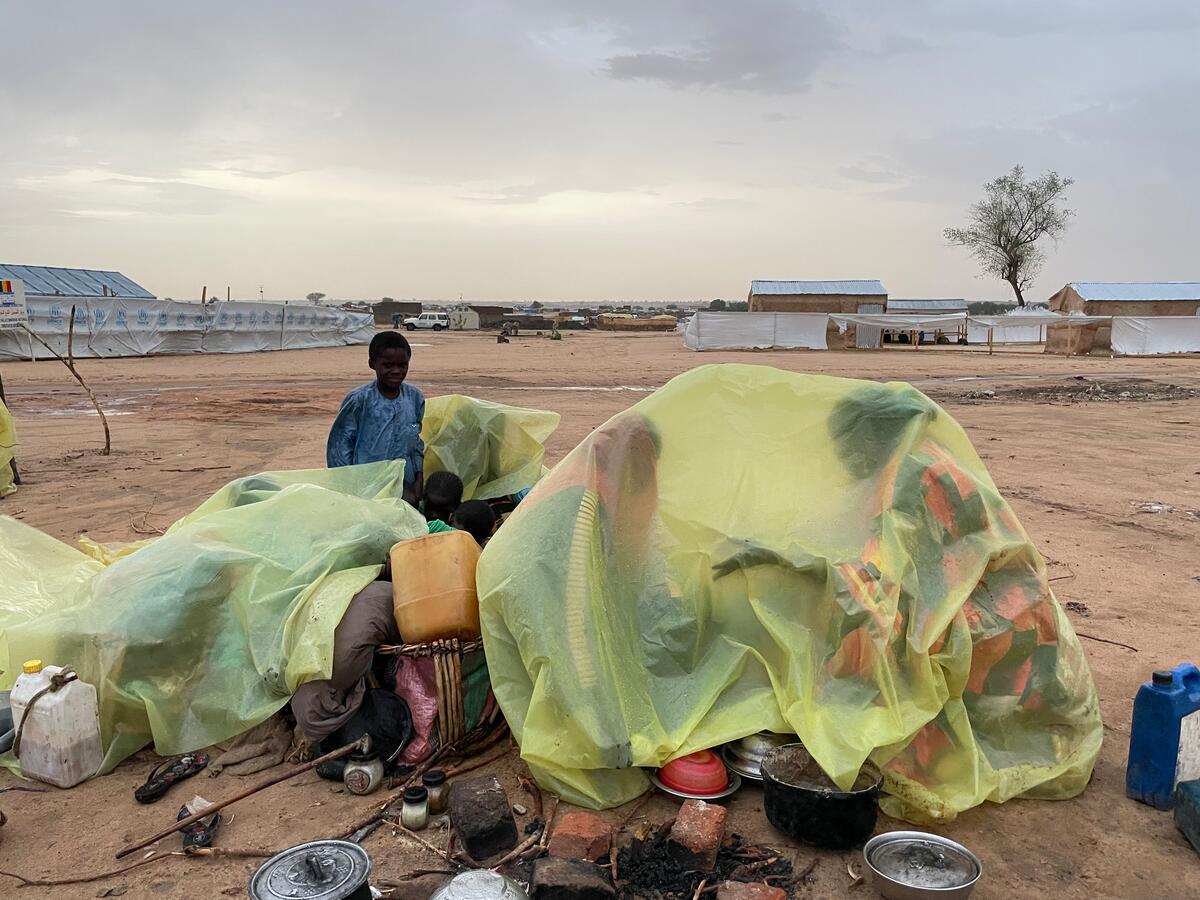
9 660 104 788
1126 663 1200 809
390 531 482 642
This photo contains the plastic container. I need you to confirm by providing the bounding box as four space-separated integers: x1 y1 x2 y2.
659 750 729 795
9 660 103 788
390 531 482 642
1127 663 1200 810
423 769 449 815
401 786 429 830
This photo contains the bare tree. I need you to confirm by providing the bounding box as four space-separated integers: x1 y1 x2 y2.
306 292 326 303
944 166 1074 306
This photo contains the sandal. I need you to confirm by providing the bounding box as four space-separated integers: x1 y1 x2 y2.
176 803 221 850
134 752 210 804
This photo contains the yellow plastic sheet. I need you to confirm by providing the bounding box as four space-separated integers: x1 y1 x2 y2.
479 365 1102 822
0 461 426 771
0 398 16 499
423 395 560 499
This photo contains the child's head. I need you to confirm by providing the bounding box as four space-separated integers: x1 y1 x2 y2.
424 471 464 523
450 500 496 547
368 332 412 392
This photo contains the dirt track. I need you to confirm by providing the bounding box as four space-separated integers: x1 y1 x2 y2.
1 331 1198 898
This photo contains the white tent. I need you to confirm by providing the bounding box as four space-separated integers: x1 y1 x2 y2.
683 311 827 350
1110 316 1200 356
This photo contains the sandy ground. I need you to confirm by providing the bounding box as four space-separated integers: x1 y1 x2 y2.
1 331 1198 898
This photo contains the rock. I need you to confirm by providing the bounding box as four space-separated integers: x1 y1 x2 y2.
716 883 787 900
549 810 613 863
531 857 615 899
667 799 727 872
448 775 519 860
513 803 528 816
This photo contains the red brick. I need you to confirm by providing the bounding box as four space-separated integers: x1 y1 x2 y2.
549 810 613 862
667 799 727 872
715 883 787 900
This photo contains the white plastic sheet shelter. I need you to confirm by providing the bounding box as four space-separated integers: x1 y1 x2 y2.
0 298 376 360
1110 316 1200 356
682 311 827 350
831 312 967 330
968 310 1061 344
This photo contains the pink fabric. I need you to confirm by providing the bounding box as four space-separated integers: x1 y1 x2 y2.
392 656 440 764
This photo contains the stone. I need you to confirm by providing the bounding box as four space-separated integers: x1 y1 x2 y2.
448 775 518 861
548 810 613 862
715 883 788 900
667 799 727 872
531 857 615 899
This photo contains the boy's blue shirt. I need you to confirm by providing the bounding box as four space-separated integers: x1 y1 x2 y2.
327 382 425 483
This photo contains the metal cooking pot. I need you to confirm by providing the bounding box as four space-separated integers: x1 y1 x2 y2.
430 870 530 899
760 743 882 850
248 840 373 900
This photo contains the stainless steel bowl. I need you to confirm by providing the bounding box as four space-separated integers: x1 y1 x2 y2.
731 731 795 762
863 831 981 900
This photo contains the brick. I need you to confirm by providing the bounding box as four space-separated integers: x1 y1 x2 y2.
548 810 613 862
531 857 615 899
448 775 518 861
716 883 788 900
667 799 727 872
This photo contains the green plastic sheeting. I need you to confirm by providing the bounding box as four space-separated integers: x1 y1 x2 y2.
0 461 426 772
0 398 16 498
478 365 1102 823
423 395 560 499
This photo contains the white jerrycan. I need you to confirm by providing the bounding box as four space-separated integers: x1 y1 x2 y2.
9 660 103 788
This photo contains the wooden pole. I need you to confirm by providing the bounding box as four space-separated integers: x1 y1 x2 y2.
115 737 366 859
201 285 207 304
988 326 994 356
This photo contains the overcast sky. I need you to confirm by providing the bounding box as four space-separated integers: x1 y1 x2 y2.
2 1 1197 302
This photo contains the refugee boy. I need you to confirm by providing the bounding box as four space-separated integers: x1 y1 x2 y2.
327 332 425 504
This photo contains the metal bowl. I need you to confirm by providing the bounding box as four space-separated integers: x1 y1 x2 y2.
730 732 795 763
721 746 763 782
863 831 982 900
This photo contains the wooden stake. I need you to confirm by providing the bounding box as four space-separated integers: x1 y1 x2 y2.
115 738 365 859
20 305 111 455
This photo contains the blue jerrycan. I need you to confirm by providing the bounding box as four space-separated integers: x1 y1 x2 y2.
1126 664 1200 809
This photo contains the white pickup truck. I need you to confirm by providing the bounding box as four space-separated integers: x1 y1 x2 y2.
402 312 450 331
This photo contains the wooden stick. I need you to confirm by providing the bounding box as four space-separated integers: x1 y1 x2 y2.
116 738 365 859
0 847 276 888
488 828 543 871
1076 631 1139 652
20 305 111 455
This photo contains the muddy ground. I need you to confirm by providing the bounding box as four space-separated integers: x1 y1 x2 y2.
1 331 1198 898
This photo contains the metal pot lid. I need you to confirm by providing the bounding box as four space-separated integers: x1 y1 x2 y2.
721 747 763 781
732 732 796 762
430 870 531 899
249 840 371 900
865 832 981 890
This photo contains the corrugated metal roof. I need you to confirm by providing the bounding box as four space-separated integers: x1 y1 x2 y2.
888 298 968 311
0 264 155 299
1071 282 1200 302
750 279 887 296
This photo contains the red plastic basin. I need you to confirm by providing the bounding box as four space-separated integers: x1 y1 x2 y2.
659 750 729 795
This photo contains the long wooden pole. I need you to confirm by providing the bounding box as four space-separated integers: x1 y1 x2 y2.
115 737 365 859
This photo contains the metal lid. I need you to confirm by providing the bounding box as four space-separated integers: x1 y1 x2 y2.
430 870 530 900
864 832 981 891
249 840 371 900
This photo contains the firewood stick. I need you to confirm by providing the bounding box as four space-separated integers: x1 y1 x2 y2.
116 738 365 859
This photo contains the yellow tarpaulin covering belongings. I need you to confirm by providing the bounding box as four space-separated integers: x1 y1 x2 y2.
479 364 1102 822
0 461 426 772
422 395 561 500
0 397 16 498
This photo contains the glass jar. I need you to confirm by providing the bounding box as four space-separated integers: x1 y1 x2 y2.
401 785 429 830
423 769 449 816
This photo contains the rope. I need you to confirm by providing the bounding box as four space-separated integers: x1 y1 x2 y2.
13 667 78 759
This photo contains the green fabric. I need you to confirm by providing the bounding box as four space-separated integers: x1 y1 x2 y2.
0 461 426 771
427 518 455 534
0 398 16 499
478 364 1102 823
